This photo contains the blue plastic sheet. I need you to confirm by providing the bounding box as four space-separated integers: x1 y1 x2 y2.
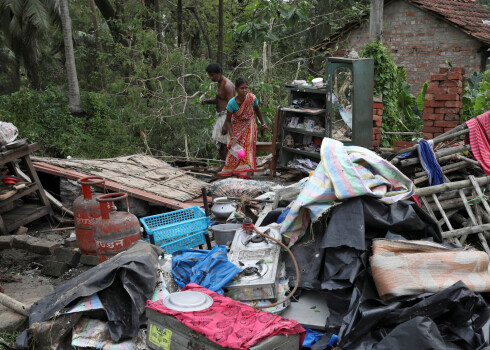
171 246 241 294
302 328 324 348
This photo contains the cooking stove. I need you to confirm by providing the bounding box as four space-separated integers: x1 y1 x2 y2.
226 225 282 301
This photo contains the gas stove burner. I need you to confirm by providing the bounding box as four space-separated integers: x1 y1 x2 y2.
251 235 265 243
241 229 273 247
237 260 268 281
242 266 259 276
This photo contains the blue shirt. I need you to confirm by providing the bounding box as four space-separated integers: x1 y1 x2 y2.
226 96 259 113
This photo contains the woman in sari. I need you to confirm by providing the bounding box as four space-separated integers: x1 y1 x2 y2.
220 78 269 179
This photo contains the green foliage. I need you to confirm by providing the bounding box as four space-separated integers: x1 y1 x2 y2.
233 0 315 43
360 41 421 147
462 71 483 122
0 331 20 348
0 87 140 158
416 82 428 112
474 69 490 116
463 66 490 123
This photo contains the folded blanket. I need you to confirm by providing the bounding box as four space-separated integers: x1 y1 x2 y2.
280 138 414 246
370 239 490 300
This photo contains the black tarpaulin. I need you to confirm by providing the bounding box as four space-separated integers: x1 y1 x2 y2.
29 241 162 341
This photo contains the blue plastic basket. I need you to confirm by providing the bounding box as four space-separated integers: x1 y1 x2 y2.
160 231 207 254
139 206 210 248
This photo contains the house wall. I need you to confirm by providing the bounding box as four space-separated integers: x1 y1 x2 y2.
332 0 483 94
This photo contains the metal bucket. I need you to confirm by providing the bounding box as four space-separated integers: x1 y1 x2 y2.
210 224 241 246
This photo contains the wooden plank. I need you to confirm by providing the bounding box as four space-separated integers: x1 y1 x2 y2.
3 204 51 232
33 162 195 210
0 143 38 165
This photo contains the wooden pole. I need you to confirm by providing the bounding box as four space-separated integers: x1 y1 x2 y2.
0 292 29 316
399 144 470 167
415 176 490 196
395 124 468 155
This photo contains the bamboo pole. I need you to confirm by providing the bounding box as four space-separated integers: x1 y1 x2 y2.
442 223 490 239
0 292 29 316
413 161 468 185
395 124 468 155
398 144 470 167
427 195 478 212
415 176 490 196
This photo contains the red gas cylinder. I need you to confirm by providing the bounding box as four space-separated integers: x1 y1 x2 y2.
73 177 106 255
94 193 142 263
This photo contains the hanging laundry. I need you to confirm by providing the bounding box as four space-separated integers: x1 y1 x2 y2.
466 110 490 175
417 140 445 186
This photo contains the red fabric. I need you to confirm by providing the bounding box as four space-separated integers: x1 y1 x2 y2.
146 284 305 350
466 110 490 175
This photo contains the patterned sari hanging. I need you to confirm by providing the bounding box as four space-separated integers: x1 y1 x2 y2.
221 93 257 176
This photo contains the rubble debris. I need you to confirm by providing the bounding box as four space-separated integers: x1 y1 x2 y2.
41 260 68 277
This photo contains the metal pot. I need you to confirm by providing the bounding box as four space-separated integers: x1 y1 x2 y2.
210 223 242 246
211 197 237 219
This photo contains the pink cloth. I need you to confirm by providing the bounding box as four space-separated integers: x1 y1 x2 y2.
146 284 305 350
466 110 490 175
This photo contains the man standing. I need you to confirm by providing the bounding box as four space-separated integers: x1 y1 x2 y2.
202 63 235 163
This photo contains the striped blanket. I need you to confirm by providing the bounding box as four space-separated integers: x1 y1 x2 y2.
280 138 414 246
466 110 490 175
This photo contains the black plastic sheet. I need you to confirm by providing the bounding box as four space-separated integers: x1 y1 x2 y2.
294 196 490 349
29 241 162 341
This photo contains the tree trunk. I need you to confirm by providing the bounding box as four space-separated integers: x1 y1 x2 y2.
186 6 212 58
59 0 82 114
94 0 128 46
369 0 383 42
217 0 224 65
177 0 183 47
89 0 106 89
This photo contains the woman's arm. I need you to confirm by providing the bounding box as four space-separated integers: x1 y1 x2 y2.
253 105 269 131
223 111 237 145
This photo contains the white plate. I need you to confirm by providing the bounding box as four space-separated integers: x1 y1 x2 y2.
162 291 213 312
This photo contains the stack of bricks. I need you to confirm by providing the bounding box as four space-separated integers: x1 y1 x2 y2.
373 100 383 148
422 67 464 139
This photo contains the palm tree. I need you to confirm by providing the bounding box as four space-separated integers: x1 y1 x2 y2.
0 0 59 90
59 0 81 113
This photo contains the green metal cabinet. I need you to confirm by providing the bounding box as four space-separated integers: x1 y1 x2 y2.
279 57 374 168
326 57 374 148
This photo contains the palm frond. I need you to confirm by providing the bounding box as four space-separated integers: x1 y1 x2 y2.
23 0 50 31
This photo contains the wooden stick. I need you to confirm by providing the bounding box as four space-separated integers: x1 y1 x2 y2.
33 226 75 234
384 131 423 135
442 223 490 239
426 195 478 212
458 189 490 255
396 124 468 155
398 144 470 167
426 188 472 203
415 176 490 196
432 194 454 231
0 292 29 316
413 161 468 185
456 155 480 166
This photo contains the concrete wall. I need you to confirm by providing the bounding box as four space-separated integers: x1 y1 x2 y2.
331 0 484 94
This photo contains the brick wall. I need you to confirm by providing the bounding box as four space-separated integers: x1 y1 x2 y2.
330 0 483 94
422 67 464 139
373 101 383 148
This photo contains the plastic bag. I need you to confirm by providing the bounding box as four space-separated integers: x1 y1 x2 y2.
0 122 18 145
171 246 240 294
